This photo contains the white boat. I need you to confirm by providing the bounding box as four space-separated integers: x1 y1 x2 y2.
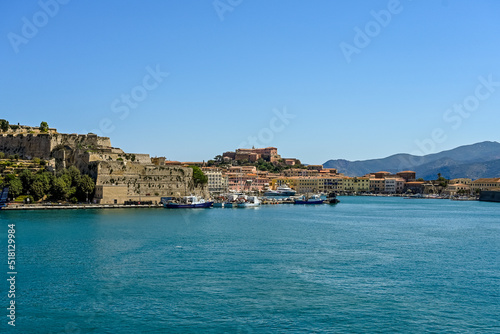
164 196 213 208
237 196 261 208
224 194 240 208
264 185 296 196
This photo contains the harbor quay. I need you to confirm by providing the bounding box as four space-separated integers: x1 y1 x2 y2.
2 203 163 210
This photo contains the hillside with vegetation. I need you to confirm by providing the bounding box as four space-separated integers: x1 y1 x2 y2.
1 156 95 203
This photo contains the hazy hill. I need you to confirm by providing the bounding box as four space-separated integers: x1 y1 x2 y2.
415 158 500 180
323 141 500 179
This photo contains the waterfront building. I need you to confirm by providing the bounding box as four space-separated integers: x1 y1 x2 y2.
370 178 385 193
271 177 297 190
343 177 370 193
443 182 471 196
404 181 425 194
294 177 324 193
228 166 257 174
384 178 406 193
471 178 500 192
374 171 392 179
282 168 319 177
202 168 228 194
226 172 245 192
396 171 416 182
451 178 472 185
269 176 345 194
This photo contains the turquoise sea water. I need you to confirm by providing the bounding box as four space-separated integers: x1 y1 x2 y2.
1 197 499 333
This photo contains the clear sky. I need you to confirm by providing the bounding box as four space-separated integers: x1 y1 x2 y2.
1 0 500 164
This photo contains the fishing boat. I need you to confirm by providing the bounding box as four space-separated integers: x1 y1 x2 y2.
237 196 261 208
223 194 240 208
324 192 340 204
164 196 213 209
294 194 324 204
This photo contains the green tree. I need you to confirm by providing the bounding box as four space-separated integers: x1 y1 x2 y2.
190 166 208 185
29 171 52 200
436 175 448 187
58 166 81 186
2 174 22 198
0 119 9 132
19 169 35 194
50 177 70 200
75 175 95 202
29 179 46 201
39 121 49 133
0 152 4 159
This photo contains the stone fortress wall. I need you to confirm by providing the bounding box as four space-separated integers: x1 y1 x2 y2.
91 161 208 204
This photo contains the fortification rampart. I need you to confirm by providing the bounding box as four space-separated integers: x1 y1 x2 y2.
92 161 208 204
0 133 111 160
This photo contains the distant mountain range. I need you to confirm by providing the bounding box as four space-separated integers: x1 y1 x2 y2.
322 141 500 180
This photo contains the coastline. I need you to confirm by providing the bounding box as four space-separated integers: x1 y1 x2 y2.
1 193 481 210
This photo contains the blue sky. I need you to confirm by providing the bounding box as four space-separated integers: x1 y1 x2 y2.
1 0 500 164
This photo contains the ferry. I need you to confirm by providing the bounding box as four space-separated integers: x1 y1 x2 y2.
164 196 213 209
264 185 296 196
294 194 324 205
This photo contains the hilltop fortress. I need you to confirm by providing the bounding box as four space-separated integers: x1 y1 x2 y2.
0 124 207 204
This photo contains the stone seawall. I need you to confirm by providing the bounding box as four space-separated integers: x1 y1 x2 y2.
479 191 500 202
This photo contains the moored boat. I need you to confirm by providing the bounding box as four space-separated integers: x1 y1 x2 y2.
324 192 340 204
224 194 240 208
294 194 324 204
237 196 261 208
164 196 213 209
264 185 296 196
